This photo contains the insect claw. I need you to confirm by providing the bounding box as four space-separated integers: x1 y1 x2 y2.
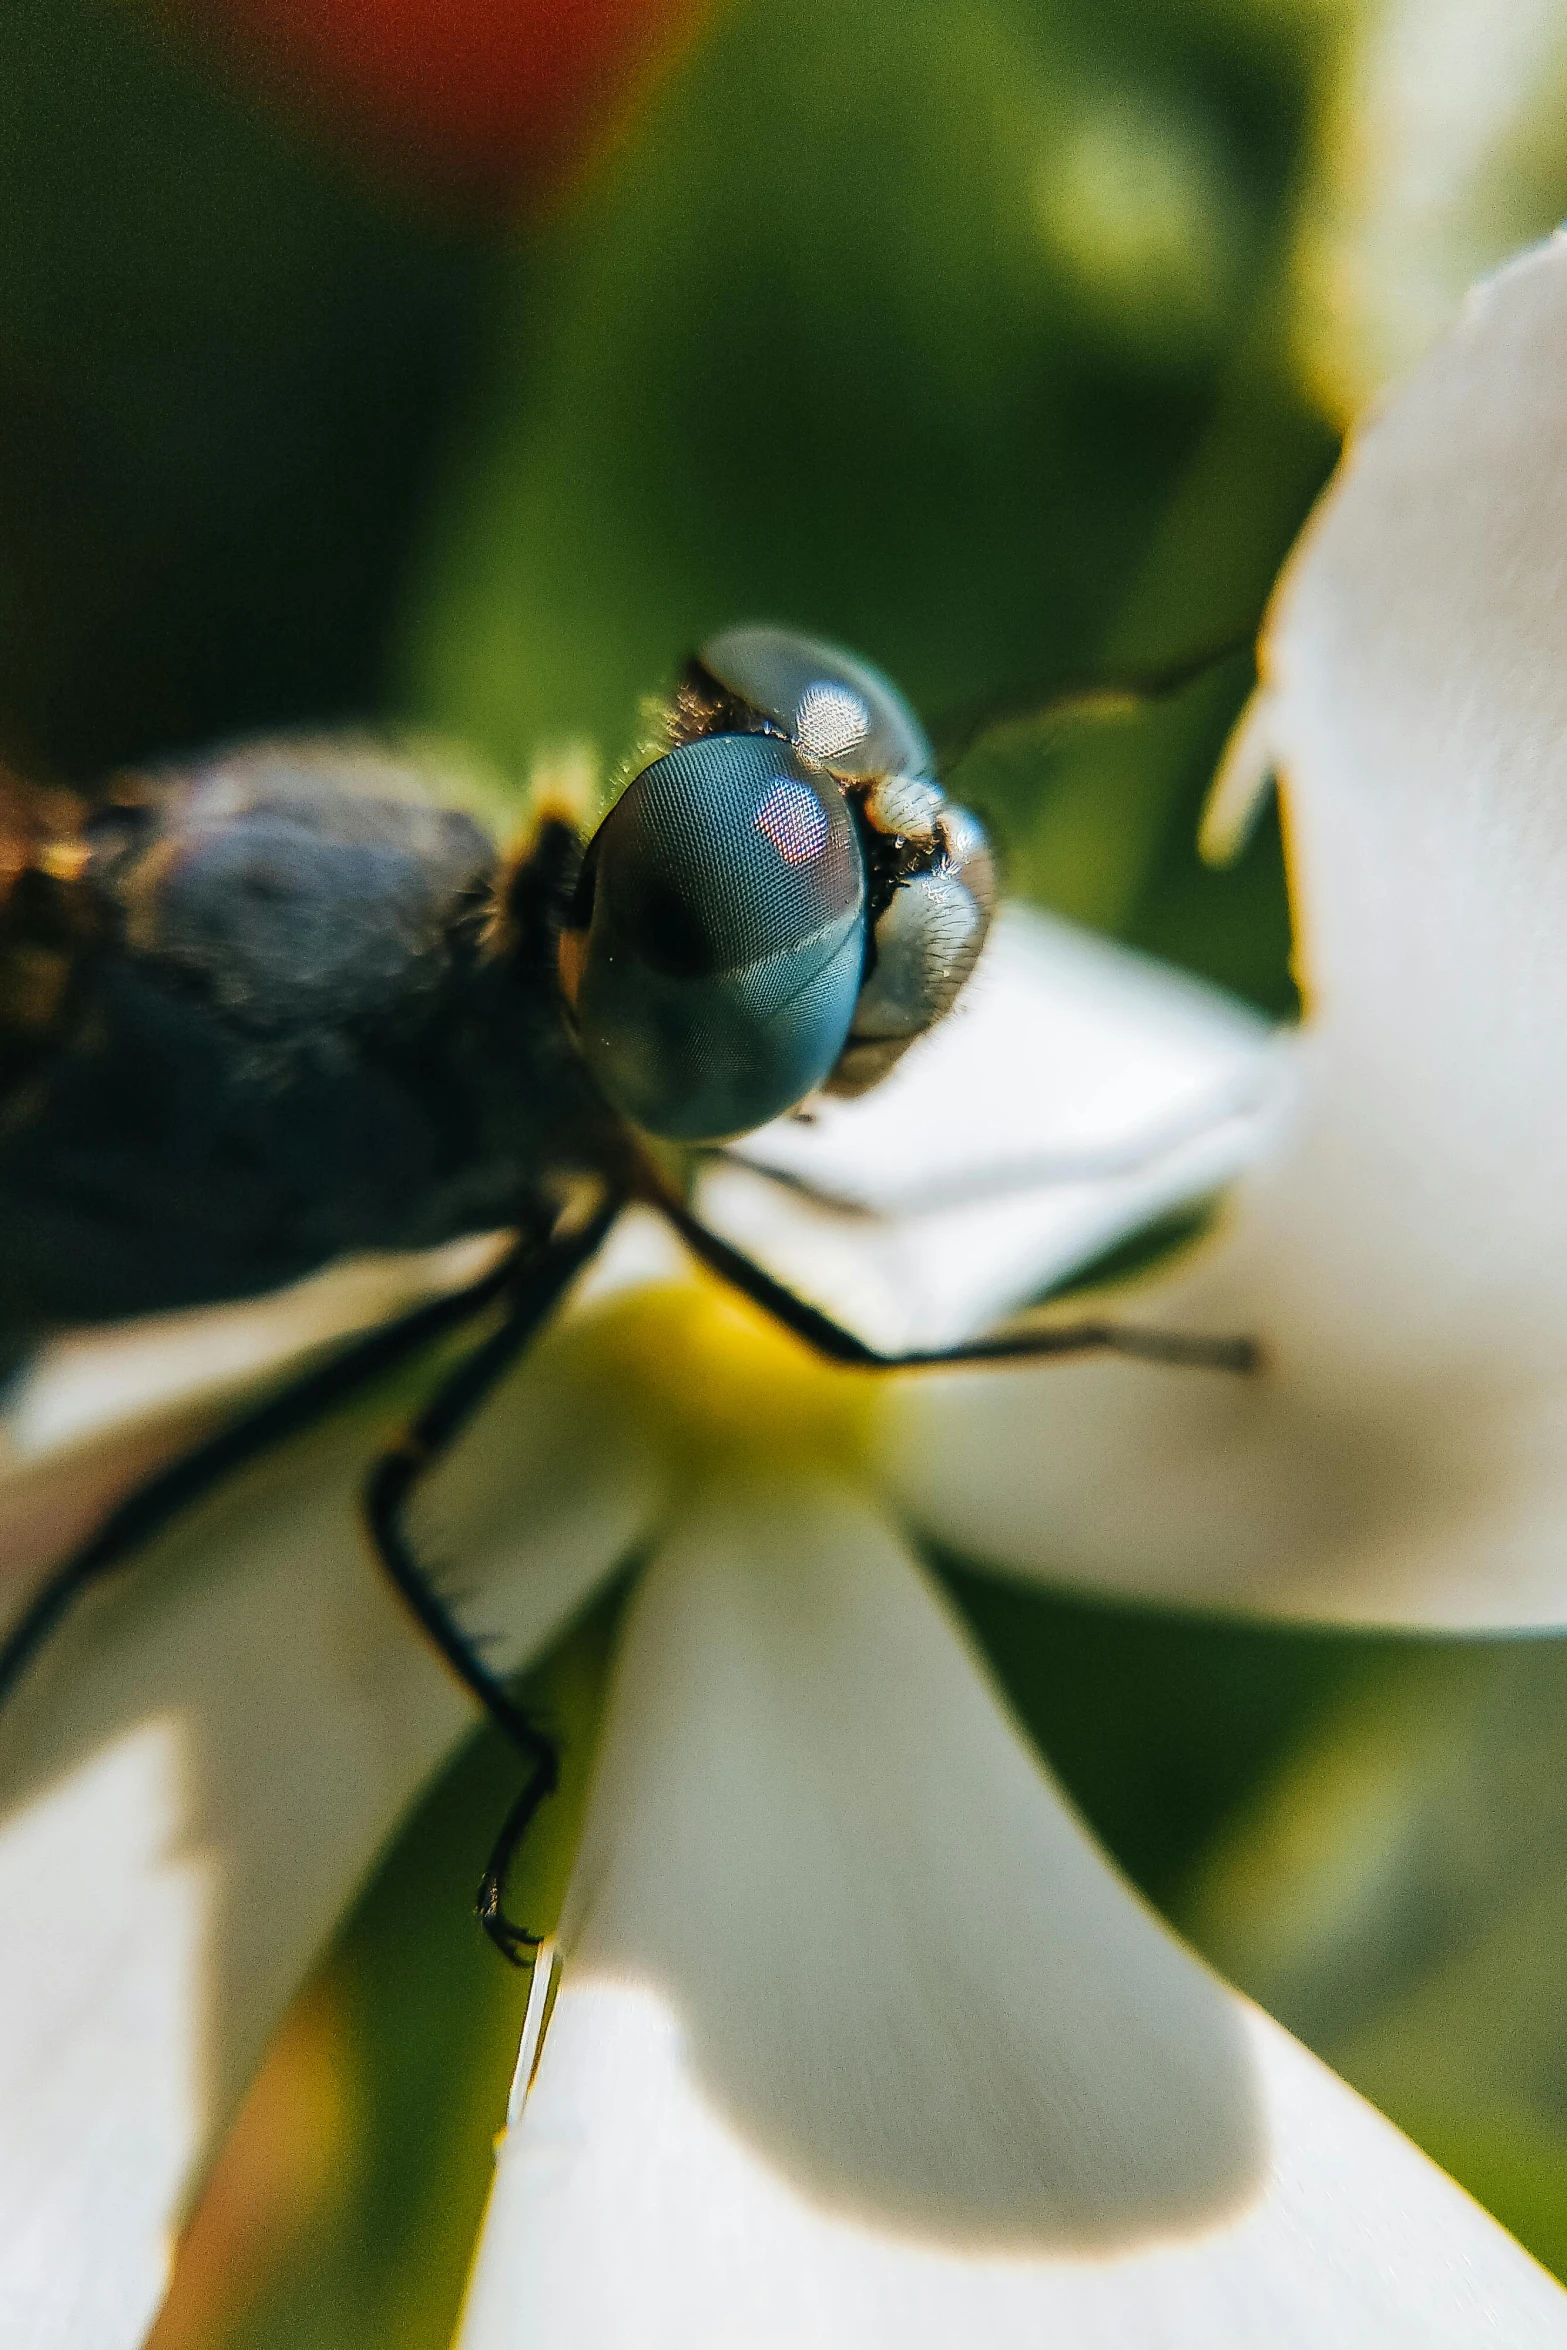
477 1877 542 1967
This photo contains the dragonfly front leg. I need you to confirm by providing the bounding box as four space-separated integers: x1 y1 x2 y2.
362 1207 618 1963
657 1188 1258 1377
0 1254 522 1726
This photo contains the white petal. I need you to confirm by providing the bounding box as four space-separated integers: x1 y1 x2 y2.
1199 686 1277 864
458 1482 1559 2347
696 904 1282 1352
0 1235 512 1603
0 1318 657 2350
887 237 1567 1628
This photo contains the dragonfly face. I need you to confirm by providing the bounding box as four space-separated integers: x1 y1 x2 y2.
559 626 997 1140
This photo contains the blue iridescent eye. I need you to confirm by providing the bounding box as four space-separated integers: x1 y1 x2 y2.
574 732 868 1141
698 625 935 781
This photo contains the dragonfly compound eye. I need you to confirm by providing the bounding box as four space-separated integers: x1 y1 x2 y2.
571 732 868 1141
697 624 935 782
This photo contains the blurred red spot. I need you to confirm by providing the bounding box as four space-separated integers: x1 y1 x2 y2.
156 0 713 213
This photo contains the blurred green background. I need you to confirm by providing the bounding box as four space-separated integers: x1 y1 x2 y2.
9 0 1567 2339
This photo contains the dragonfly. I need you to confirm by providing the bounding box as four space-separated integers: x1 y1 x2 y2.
0 625 1255 1959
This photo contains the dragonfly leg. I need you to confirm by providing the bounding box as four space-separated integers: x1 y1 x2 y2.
657 1190 1258 1377
0 1250 523 1724
363 1206 617 1964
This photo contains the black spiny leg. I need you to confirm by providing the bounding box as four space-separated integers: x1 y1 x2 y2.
363 1206 617 1963
656 1190 1259 1377
0 1250 524 1724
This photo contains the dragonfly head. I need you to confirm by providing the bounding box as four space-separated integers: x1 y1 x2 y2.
557 628 995 1143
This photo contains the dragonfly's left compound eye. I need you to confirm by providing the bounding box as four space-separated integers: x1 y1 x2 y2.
697 624 935 782
567 732 868 1141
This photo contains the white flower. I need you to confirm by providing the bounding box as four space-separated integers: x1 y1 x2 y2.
6 232 1567 2348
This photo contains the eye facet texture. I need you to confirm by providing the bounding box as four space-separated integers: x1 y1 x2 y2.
577 733 868 1141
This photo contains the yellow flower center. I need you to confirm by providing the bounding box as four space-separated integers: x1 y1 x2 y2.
554 1271 876 1489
